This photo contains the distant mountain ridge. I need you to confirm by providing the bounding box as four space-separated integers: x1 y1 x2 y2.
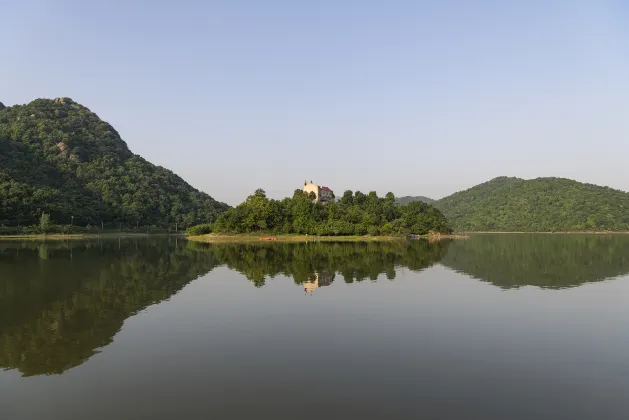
395 195 435 205
434 176 629 232
0 97 228 228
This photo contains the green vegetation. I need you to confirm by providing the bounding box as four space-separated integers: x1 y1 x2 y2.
395 195 435 205
186 223 213 236
435 177 629 232
189 234 400 243
441 234 629 289
0 98 228 232
206 189 451 236
39 212 51 233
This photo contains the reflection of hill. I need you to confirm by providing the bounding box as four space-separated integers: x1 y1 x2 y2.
0 238 219 376
0 239 450 376
189 240 452 287
440 235 629 289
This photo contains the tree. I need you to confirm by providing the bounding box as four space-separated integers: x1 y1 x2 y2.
339 190 354 206
40 213 51 234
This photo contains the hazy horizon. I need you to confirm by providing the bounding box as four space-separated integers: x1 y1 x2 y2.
3 0 628 206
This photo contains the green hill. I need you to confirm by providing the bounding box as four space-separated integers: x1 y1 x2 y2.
0 98 228 229
395 195 435 205
435 176 629 232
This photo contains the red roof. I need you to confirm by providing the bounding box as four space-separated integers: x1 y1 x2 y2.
321 186 332 192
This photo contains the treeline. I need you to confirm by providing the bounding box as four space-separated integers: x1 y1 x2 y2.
205 189 451 236
0 98 228 230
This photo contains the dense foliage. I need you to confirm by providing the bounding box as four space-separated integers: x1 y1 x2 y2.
435 177 629 232
186 223 213 236
441 234 629 289
0 98 228 229
395 195 435 205
209 189 451 236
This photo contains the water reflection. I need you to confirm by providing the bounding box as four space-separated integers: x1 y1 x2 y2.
0 239 451 376
2 235 629 377
0 238 220 377
191 240 452 287
303 271 335 293
441 234 629 289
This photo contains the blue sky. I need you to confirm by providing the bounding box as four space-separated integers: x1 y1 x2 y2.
2 0 628 205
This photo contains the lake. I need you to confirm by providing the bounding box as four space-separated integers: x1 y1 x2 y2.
1 235 629 419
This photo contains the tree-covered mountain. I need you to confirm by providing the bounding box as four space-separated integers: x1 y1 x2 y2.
435 177 629 232
0 98 228 228
395 195 435 205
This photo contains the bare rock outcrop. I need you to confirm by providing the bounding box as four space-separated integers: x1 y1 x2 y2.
54 97 74 105
56 142 70 157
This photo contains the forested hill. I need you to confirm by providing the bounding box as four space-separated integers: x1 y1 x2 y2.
395 196 435 205
0 98 228 228
435 177 629 232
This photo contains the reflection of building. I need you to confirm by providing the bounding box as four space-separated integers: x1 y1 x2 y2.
303 180 334 203
304 271 335 293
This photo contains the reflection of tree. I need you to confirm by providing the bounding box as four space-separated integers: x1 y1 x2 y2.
0 239 450 377
0 238 220 377
440 235 629 289
190 240 452 287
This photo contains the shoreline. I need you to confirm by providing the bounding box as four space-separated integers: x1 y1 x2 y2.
458 231 629 235
187 233 466 243
187 234 401 243
0 233 184 241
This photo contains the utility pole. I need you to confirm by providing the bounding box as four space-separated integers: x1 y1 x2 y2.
175 222 178 233
101 221 104 232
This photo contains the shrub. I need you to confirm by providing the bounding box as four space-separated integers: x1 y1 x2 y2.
186 224 213 236
367 226 379 236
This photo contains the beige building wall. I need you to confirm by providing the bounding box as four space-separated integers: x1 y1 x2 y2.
303 182 320 200
303 180 334 203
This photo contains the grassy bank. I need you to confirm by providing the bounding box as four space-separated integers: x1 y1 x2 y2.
187 234 403 243
187 233 466 243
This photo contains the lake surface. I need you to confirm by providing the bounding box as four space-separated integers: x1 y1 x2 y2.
1 235 629 419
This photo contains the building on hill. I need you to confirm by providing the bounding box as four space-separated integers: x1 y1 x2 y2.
303 180 334 203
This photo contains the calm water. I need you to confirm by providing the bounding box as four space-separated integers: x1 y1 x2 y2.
1 235 629 420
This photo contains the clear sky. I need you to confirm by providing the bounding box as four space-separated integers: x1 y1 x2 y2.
2 0 628 205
